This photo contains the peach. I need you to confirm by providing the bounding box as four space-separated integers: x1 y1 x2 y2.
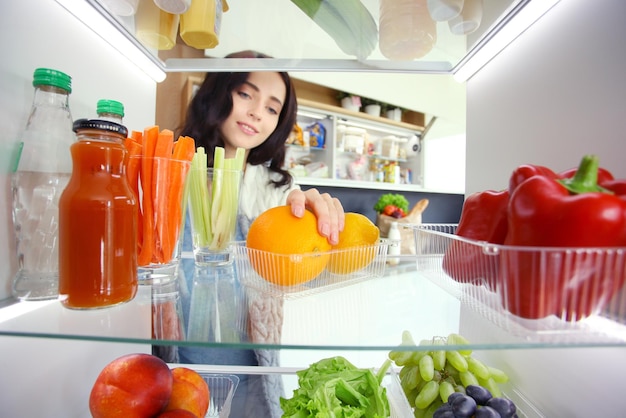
163 367 210 418
89 353 173 418
156 409 197 418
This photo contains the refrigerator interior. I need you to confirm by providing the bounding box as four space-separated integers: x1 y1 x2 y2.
0 0 625 416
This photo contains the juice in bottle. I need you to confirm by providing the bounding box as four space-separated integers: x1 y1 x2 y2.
58 119 138 309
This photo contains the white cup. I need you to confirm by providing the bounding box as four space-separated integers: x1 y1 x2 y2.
448 0 483 35
427 0 464 22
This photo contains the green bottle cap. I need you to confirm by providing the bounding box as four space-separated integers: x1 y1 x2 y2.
33 68 72 93
97 99 125 118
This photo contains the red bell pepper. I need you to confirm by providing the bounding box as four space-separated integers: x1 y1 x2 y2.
509 163 559 194
559 165 614 185
503 155 626 320
442 189 509 289
599 179 626 196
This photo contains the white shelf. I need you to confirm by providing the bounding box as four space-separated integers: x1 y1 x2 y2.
290 102 426 192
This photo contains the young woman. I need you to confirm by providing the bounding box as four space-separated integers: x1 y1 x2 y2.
181 69 344 243
173 65 345 417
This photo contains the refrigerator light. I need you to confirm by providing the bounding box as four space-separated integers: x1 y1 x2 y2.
54 0 167 83
453 0 561 82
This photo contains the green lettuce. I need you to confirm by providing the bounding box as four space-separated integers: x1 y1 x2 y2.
280 356 391 418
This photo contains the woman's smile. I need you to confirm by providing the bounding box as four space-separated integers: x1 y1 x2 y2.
238 121 259 135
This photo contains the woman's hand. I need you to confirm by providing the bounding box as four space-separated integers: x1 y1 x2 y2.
286 188 345 245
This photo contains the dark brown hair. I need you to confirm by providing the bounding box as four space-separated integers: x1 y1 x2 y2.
179 69 297 188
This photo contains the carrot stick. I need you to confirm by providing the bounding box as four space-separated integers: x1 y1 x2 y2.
138 125 159 266
153 129 175 263
165 136 196 261
172 135 196 162
130 130 143 144
124 136 144 254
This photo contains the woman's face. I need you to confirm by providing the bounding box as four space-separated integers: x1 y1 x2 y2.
220 72 287 157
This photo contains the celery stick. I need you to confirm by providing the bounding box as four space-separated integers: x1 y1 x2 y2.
189 147 212 247
210 148 225 241
208 147 244 250
186 146 245 251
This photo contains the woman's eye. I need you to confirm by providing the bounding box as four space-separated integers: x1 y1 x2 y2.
267 106 279 116
237 91 251 99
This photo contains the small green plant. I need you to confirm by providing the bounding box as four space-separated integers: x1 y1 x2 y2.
374 193 409 214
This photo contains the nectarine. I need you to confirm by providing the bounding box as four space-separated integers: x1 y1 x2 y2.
89 353 173 418
163 367 210 418
156 409 197 418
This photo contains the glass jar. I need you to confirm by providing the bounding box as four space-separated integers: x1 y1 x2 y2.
58 119 138 309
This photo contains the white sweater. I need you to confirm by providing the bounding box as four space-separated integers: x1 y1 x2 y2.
238 163 300 236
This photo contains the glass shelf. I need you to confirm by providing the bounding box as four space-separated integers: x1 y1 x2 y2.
2 256 625 351
85 0 528 74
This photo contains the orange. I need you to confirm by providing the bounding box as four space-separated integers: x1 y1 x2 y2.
326 213 380 275
246 205 332 286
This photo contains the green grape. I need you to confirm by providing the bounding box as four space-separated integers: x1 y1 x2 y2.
409 349 430 366
430 338 446 370
438 380 455 403
487 366 510 383
432 370 442 382
459 370 479 387
454 384 466 394
413 406 427 418
401 365 422 390
424 398 444 417
478 376 503 398
404 386 419 406
419 338 433 346
447 333 472 356
419 354 435 381
402 330 417 345
390 330 420 365
443 362 460 380
415 380 440 409
399 363 412 380
467 356 490 380
390 351 414 366
446 350 469 372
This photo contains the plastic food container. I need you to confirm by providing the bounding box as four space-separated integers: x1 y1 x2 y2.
340 126 367 154
381 136 408 159
199 373 239 418
234 241 389 299
411 224 626 342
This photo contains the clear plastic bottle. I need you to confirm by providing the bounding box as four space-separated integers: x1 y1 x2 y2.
379 0 437 60
97 99 125 124
387 221 402 265
12 68 75 301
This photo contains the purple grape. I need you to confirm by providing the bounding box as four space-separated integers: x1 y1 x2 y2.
475 405 502 418
447 391 465 404
450 394 477 418
433 403 455 418
486 397 517 418
466 384 493 405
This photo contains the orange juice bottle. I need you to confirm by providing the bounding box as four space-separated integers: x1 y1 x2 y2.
58 119 138 309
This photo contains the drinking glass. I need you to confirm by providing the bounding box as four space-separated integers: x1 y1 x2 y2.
187 167 243 266
128 155 192 285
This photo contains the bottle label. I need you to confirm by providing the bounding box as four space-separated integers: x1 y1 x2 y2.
11 142 24 173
